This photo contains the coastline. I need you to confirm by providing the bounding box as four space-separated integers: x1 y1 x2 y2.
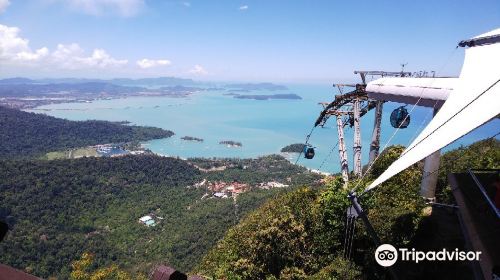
23 87 500 175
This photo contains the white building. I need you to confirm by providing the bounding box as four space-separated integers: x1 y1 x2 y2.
139 215 156 227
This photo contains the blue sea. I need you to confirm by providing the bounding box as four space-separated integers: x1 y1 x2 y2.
30 84 499 173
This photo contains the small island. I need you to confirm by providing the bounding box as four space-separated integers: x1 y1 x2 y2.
219 140 242 147
231 93 302 101
281 143 305 153
181 136 204 142
225 82 289 91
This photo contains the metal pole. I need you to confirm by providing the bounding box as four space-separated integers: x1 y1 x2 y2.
337 115 349 184
348 192 381 245
348 192 399 280
353 99 362 177
369 101 383 165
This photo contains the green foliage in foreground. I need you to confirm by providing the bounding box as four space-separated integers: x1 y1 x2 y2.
436 138 500 202
195 144 425 279
196 139 499 279
0 154 319 279
0 106 174 158
69 253 148 280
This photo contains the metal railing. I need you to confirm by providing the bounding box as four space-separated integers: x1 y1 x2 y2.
467 169 500 220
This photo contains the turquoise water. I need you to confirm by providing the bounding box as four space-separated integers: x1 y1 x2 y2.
31 84 499 173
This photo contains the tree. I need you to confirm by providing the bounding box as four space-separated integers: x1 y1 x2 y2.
70 253 147 280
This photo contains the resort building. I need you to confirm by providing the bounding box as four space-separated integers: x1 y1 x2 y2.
139 215 156 227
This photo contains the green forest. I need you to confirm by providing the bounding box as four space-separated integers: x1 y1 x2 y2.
195 139 500 279
0 106 174 158
0 105 498 280
0 154 320 279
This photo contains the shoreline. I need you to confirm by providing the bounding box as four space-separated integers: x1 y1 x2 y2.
144 145 329 175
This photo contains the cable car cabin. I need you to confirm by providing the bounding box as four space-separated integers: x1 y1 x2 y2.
303 145 315 159
390 106 410 128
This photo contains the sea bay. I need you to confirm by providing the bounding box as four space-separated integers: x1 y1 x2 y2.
30 84 499 173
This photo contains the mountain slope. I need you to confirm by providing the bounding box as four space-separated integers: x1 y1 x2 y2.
0 106 173 158
0 155 320 278
195 139 499 279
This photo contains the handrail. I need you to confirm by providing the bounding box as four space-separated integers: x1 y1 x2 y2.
467 169 500 219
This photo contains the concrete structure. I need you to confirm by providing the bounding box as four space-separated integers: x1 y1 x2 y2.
366 77 455 108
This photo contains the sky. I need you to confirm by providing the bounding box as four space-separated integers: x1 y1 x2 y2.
0 0 499 82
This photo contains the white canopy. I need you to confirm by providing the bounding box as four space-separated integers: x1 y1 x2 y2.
366 28 500 192
366 77 457 108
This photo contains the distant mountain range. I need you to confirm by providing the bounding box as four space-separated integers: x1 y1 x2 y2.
0 82 145 97
0 77 296 108
0 77 199 87
0 83 210 98
0 77 290 96
0 77 205 98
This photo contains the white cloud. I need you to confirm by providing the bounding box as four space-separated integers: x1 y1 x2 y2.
51 44 128 69
60 0 145 17
0 24 128 69
0 25 49 62
182 2 191 7
0 0 10 14
16 48 50 61
81 48 128 68
239 5 248 10
136 58 171 69
189 64 208 75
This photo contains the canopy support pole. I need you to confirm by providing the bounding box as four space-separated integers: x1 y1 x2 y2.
420 150 440 200
337 115 349 184
353 98 362 177
420 108 441 200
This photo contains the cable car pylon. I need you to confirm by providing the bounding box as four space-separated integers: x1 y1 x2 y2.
314 71 406 184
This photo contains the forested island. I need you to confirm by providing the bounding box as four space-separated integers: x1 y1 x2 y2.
181 136 204 142
219 140 243 147
230 93 302 100
281 143 305 153
225 82 288 91
0 106 174 158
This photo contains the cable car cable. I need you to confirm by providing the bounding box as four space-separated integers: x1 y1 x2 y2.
318 141 339 171
294 126 316 164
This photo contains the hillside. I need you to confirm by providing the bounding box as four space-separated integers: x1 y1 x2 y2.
0 106 174 158
195 139 499 279
0 155 321 279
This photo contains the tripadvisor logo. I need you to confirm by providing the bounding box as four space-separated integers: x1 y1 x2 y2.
374 244 482 267
375 244 398 267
